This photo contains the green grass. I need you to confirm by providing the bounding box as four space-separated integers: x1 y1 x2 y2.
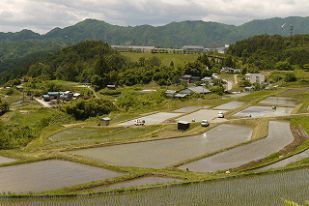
294 70 309 81
121 52 198 68
291 116 309 135
237 89 277 102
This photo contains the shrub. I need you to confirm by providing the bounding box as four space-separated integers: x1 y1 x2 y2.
0 124 34 149
0 99 9 115
65 98 116 120
268 71 297 83
210 86 225 96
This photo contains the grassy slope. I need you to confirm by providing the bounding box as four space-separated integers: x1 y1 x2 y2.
121 52 199 68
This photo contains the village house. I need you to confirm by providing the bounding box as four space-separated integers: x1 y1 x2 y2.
245 73 265 84
221 67 241 74
178 86 211 96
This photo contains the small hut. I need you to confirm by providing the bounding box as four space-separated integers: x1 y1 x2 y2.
178 121 190 131
100 117 111 126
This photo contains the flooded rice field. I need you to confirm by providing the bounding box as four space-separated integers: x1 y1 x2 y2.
257 149 309 171
259 96 297 107
214 101 244 110
92 177 181 191
3 168 309 206
176 109 226 122
119 112 183 126
71 124 252 168
180 121 294 172
233 106 293 118
0 160 120 193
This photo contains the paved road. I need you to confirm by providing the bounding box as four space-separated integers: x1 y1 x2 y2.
180 121 294 172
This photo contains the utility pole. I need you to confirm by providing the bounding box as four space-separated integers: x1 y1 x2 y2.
290 25 294 38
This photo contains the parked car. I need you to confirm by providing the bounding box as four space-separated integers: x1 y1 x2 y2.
135 119 145 126
201 120 209 127
217 111 225 118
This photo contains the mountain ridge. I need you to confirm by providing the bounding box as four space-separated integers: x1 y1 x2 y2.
1 16 309 47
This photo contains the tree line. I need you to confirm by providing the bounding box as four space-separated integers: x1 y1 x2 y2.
1 40 230 89
227 34 309 71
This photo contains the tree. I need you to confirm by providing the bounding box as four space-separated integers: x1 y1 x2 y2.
184 61 207 77
224 55 234 67
210 86 225 95
284 72 297 82
0 98 9 115
198 54 211 67
169 61 175 68
147 56 161 67
65 98 116 120
275 60 292 71
138 57 146 67
303 64 309 71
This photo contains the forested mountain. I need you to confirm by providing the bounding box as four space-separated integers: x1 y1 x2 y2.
1 16 309 51
227 34 309 70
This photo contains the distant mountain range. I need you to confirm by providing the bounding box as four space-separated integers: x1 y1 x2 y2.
1 16 309 48
0 16 309 63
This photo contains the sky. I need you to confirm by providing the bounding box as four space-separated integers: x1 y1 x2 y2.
0 0 308 34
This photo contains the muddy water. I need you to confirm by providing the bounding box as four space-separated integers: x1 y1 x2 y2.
0 160 120 193
214 101 244 110
71 124 252 168
180 121 294 172
259 96 297 107
234 106 293 118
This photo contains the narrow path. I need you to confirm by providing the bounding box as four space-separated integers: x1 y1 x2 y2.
34 98 51 108
88 87 99 99
234 74 238 85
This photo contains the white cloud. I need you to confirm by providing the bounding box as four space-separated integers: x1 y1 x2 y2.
0 0 308 33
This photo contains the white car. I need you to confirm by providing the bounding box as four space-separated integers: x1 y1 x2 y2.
217 111 225 118
201 120 209 127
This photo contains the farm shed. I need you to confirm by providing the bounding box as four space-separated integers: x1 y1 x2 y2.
100 117 111 126
178 121 190 131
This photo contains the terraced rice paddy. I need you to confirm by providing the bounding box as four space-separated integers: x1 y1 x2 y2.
173 106 208 113
71 124 252 168
4 168 309 206
180 121 294 172
0 160 120 193
0 156 15 164
257 149 309 171
214 101 244 110
119 112 183 126
233 106 293 118
176 109 226 122
48 126 161 147
259 96 297 107
92 177 182 191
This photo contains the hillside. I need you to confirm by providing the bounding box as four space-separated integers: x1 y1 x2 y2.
227 34 309 69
